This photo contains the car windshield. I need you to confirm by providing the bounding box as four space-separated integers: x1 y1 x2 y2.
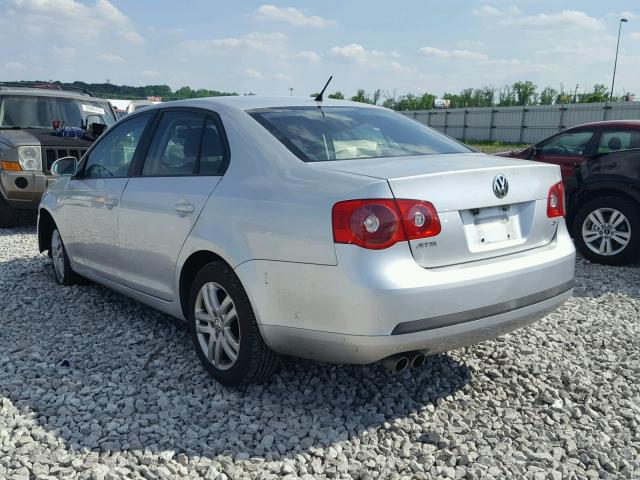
249 106 471 162
0 95 116 129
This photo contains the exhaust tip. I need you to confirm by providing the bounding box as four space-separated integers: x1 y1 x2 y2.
395 356 409 372
382 354 409 373
411 353 425 369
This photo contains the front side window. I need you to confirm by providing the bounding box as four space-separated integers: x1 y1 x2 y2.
597 129 640 153
539 130 594 156
82 113 151 178
0 95 117 129
249 106 471 162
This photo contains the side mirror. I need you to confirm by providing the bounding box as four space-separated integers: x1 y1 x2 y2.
531 146 541 158
51 157 78 177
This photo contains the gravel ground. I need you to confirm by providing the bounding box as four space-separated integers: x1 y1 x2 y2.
0 226 638 480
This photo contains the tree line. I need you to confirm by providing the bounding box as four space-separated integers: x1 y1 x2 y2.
1 80 238 100
321 82 632 110
5 79 633 110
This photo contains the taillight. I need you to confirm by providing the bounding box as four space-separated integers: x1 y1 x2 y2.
547 181 565 218
395 199 441 239
332 199 441 250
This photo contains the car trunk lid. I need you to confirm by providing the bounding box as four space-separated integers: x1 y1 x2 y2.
313 153 562 267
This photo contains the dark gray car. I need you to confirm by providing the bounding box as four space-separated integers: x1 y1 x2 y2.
0 86 116 227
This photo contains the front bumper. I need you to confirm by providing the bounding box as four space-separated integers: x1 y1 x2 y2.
235 223 576 364
0 170 55 209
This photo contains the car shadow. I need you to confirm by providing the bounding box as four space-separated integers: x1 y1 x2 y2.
0 253 471 461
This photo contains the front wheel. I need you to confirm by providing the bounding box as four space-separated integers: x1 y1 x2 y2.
51 229 83 285
572 196 640 266
188 262 279 386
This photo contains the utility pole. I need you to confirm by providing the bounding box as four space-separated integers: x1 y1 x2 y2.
610 18 628 102
289 87 293 96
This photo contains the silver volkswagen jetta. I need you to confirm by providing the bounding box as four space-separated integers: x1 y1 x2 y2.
38 97 575 385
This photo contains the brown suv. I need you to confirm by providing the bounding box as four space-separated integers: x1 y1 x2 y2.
0 86 116 227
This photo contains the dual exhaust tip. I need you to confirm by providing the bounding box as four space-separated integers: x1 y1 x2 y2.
381 351 426 373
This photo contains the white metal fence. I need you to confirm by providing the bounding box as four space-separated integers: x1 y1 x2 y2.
403 101 640 144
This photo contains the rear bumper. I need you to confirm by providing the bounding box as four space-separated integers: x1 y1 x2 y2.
0 170 52 209
235 222 575 364
260 288 572 363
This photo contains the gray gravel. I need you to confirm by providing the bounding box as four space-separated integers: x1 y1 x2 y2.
0 226 639 479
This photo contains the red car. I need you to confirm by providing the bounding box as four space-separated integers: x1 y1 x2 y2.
497 120 640 180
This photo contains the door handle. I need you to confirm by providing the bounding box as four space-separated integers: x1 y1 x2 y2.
105 198 118 207
175 203 195 214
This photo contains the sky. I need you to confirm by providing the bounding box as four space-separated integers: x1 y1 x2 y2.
2 0 640 99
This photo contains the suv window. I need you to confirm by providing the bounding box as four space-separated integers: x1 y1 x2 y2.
0 95 116 129
83 113 151 178
142 111 206 176
597 129 640 153
539 130 594 156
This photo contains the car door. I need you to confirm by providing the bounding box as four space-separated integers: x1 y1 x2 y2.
533 129 597 180
116 109 229 300
59 113 153 279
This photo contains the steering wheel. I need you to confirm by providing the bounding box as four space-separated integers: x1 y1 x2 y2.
86 163 114 178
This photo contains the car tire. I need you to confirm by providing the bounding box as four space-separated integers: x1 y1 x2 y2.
572 195 640 266
50 228 83 285
188 262 279 386
0 197 20 228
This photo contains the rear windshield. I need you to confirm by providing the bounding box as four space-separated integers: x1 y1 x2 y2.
0 95 116 129
249 106 471 162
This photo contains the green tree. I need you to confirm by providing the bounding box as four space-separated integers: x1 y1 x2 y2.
512 81 537 106
328 91 345 99
539 87 558 105
497 85 516 106
580 84 609 103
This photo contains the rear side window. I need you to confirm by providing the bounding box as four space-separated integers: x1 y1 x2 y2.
143 111 206 176
199 118 226 175
249 106 471 162
597 130 640 153
141 111 228 176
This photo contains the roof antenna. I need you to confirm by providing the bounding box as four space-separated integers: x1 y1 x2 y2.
314 75 333 102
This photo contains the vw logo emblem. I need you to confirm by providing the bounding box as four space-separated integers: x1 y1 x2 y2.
493 174 509 199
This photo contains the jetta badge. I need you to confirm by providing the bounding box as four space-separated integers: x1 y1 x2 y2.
493 174 509 199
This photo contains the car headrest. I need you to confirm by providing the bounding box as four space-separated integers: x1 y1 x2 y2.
182 129 202 157
608 137 622 151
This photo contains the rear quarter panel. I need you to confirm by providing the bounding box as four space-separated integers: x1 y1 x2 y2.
176 105 392 271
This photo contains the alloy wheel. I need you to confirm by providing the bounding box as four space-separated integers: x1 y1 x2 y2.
581 207 631 256
51 230 66 282
194 282 241 370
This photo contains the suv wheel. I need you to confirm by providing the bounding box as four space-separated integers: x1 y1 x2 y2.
0 197 20 228
51 229 83 285
188 262 279 385
572 196 640 266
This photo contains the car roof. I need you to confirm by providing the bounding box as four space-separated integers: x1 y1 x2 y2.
0 86 105 101
569 119 640 129
139 95 381 113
